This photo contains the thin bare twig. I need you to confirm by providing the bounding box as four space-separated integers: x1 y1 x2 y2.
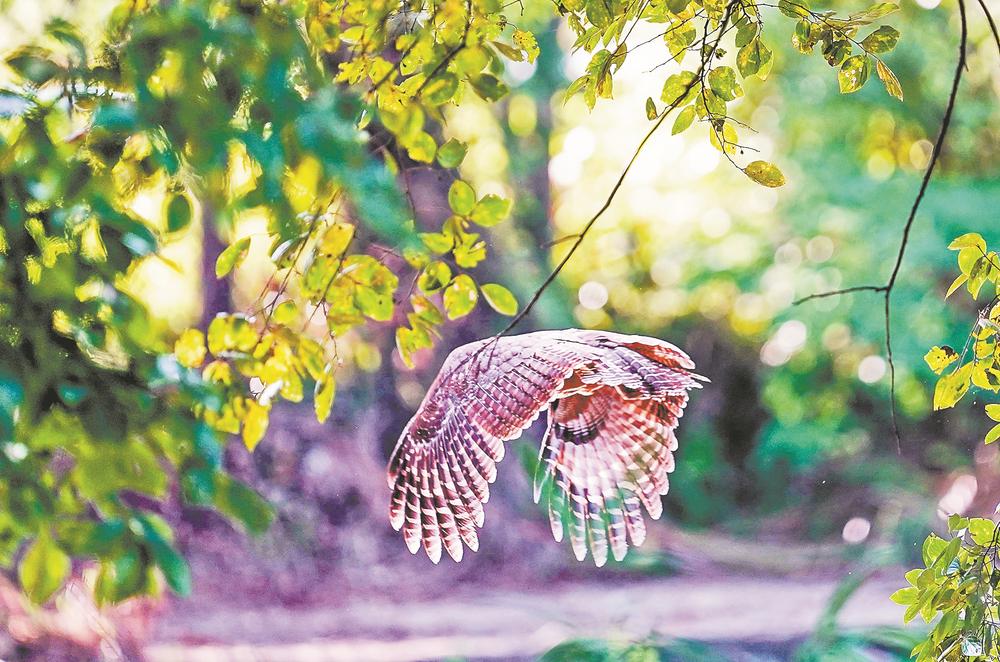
493 2 737 339
977 0 1000 57
795 0 969 453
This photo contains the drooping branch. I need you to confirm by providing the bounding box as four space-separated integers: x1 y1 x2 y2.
793 0 969 451
496 2 738 338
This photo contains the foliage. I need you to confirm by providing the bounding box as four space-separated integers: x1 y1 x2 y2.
924 233 1000 418
0 0 913 605
893 515 1000 660
896 233 1000 660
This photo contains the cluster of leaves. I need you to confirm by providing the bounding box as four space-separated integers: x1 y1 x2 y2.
924 233 1000 439
892 515 1000 660
895 233 1000 659
0 16 278 604
0 0 533 605
561 0 902 187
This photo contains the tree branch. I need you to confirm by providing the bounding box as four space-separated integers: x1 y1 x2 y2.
795 0 968 452
495 2 737 338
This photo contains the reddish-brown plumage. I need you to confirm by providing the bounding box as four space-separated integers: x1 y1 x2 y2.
387 329 705 566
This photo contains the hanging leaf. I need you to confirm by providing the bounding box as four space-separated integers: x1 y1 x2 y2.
19 533 71 604
314 370 336 423
442 274 479 319
215 237 252 278
672 105 696 134
744 161 786 187
437 139 468 168
448 180 476 216
512 29 540 63
876 60 903 101
166 194 192 233
933 363 974 410
838 55 871 94
481 283 518 316
175 328 207 368
470 195 511 227
924 346 958 374
861 26 900 53
242 400 270 451
645 97 657 120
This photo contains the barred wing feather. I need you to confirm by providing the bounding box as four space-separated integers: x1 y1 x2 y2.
387 329 704 565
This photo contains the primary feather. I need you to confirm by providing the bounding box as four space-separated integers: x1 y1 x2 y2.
387 329 704 566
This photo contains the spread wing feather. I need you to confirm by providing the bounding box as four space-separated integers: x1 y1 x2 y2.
387 329 703 564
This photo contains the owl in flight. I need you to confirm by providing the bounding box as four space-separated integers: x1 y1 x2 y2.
388 329 704 566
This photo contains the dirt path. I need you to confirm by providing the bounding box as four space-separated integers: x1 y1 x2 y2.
146 573 907 661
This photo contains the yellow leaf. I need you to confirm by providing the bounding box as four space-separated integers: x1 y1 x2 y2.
481 283 518 316
933 363 973 411
945 273 968 298
174 328 207 368
242 400 269 451
987 404 1000 422
443 274 478 319
319 222 354 256
923 345 958 374
986 423 1000 445
743 160 785 187
314 370 336 423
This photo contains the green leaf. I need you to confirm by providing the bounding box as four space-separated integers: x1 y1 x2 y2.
272 300 298 325
513 29 540 63
838 55 871 94
470 73 509 102
418 261 452 293
778 0 809 17
861 25 900 53
664 21 697 64
19 533 71 604
889 587 918 605
660 71 698 107
138 517 191 597
743 161 785 188
969 518 997 546
876 60 903 101
215 236 252 278
707 66 740 101
213 474 274 535
985 423 1000 445
737 38 772 79
407 131 437 163
166 194 192 233
175 328 207 368
672 105 696 134
645 97 657 120
924 346 958 374
314 370 336 423
481 283 518 316
470 194 511 227
443 274 478 319
419 232 453 254
437 139 468 168
448 180 476 216
946 273 969 298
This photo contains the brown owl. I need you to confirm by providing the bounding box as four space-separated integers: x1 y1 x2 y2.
388 329 705 566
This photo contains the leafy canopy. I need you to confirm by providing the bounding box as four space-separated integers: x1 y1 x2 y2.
1 0 903 605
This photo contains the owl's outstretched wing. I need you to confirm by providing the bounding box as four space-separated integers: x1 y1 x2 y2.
387 330 703 564
387 336 579 563
534 384 692 567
